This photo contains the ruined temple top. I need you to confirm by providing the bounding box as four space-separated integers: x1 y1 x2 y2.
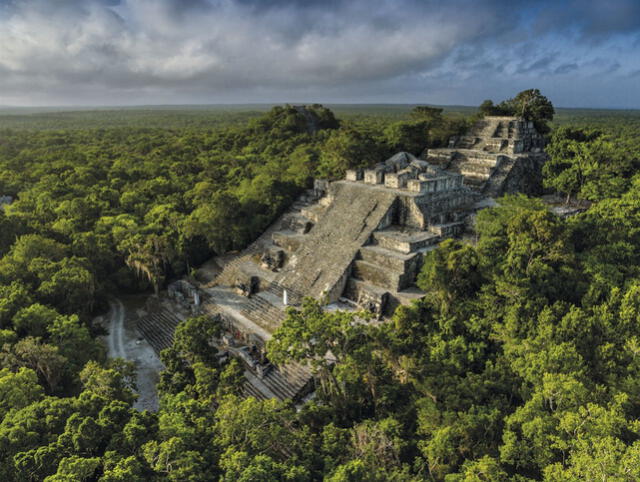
344 152 464 196
445 115 544 154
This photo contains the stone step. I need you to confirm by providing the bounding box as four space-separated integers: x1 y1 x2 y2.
359 245 419 272
455 136 480 149
458 159 497 174
243 380 268 400
451 149 502 161
136 309 182 355
428 222 465 237
373 228 440 254
352 259 414 292
345 278 426 316
265 282 305 306
245 361 312 402
462 175 487 188
276 181 397 303
262 370 300 400
277 362 312 387
345 277 389 304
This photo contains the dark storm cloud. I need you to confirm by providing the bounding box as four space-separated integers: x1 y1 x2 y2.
0 0 638 106
534 0 640 39
554 62 579 75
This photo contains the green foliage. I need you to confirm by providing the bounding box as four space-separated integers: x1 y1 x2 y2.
544 126 638 202
267 299 373 405
158 315 222 396
1 104 639 480
318 128 383 179
417 239 482 314
0 367 44 418
265 150 640 479
384 120 431 155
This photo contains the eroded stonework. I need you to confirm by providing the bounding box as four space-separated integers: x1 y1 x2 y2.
190 115 547 401
425 116 547 197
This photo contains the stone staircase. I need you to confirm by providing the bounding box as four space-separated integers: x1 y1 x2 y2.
451 118 516 154
136 308 184 355
201 295 313 402
483 156 516 198
242 361 313 401
239 292 287 333
277 182 397 302
343 225 446 312
447 151 500 190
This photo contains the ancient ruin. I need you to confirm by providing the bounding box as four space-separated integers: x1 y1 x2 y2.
138 115 547 401
425 116 546 196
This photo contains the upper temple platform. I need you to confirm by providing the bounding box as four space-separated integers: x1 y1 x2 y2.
425 116 547 197
345 151 465 197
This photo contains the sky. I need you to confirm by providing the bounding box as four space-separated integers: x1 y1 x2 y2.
0 0 639 108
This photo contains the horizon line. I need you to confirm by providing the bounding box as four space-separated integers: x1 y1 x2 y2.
1 102 639 112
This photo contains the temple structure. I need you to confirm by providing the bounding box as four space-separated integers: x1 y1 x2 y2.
138 115 547 401
425 116 546 196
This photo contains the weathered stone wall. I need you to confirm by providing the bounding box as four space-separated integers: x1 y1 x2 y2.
500 154 547 196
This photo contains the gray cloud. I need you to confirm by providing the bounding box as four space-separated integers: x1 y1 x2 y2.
554 62 579 75
0 0 638 106
517 55 556 74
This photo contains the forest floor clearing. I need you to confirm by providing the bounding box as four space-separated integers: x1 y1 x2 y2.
100 295 165 412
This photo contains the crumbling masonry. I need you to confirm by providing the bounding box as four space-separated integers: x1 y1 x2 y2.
170 116 547 400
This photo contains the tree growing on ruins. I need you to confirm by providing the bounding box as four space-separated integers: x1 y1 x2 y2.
479 89 555 134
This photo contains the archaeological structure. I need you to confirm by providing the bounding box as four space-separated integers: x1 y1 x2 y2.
136 115 548 401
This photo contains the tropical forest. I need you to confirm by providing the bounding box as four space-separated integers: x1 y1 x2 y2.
0 90 639 481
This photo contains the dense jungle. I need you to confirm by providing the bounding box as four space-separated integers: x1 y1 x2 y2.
1 96 640 480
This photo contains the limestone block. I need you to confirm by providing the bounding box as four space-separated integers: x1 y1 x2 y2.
407 179 424 192
364 169 385 184
345 169 363 181
384 172 410 189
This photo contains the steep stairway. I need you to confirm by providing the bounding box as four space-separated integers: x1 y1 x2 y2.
136 308 184 354
277 182 397 301
482 157 516 198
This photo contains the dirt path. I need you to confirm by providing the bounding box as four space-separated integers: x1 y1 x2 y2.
104 297 164 412
107 299 126 359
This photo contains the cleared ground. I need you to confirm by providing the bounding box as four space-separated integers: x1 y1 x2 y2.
103 296 165 412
